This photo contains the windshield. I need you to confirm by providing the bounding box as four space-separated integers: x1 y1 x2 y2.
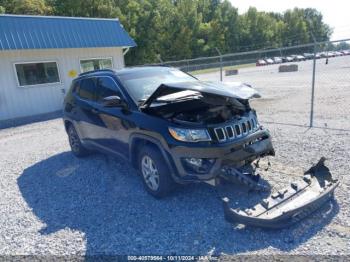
117 68 196 103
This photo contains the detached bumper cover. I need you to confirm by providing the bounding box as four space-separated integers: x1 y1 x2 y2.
222 158 339 228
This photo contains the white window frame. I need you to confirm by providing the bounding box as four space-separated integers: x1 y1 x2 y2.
13 60 62 88
79 57 114 73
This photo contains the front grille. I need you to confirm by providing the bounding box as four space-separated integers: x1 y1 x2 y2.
214 127 226 141
234 124 241 136
225 126 234 139
213 115 259 142
242 122 247 133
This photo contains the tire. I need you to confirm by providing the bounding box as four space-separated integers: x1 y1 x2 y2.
138 145 175 198
67 124 90 157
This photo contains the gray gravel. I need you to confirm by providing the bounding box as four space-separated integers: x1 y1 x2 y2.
0 56 349 256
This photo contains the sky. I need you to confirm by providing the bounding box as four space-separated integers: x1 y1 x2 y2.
229 0 350 41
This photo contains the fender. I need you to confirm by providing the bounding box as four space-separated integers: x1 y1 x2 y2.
129 133 181 183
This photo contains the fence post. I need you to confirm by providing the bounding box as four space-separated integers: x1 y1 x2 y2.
309 39 317 127
156 54 163 65
215 47 223 81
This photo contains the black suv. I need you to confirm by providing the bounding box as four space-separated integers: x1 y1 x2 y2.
63 67 274 197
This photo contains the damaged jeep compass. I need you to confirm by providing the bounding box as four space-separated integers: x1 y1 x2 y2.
63 67 338 228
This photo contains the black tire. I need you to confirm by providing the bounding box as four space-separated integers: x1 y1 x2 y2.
67 124 90 157
138 145 175 198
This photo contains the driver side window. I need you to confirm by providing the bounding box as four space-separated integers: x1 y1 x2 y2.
96 77 121 103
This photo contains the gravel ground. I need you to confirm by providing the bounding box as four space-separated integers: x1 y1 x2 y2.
0 56 349 257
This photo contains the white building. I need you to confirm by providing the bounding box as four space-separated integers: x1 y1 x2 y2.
0 15 135 127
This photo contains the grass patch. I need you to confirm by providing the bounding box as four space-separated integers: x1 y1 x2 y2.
189 63 255 75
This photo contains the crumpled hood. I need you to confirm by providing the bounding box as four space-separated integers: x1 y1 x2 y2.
141 81 261 108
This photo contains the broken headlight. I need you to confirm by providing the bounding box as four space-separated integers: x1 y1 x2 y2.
168 127 211 142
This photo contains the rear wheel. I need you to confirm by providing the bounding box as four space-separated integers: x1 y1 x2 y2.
138 146 175 198
67 124 90 157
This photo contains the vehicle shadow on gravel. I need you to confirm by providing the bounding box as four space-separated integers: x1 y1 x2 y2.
18 152 339 255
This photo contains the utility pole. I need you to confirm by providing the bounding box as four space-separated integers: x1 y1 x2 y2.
215 47 223 81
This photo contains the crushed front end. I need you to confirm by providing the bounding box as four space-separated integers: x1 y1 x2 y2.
141 81 275 182
141 80 339 228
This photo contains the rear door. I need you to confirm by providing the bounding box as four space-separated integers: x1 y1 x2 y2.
74 77 99 142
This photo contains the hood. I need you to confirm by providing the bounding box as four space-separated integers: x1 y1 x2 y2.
141 81 261 108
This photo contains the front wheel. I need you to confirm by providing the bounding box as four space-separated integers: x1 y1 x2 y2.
138 146 175 198
67 124 90 157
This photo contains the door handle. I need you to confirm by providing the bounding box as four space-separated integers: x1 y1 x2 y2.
91 108 99 114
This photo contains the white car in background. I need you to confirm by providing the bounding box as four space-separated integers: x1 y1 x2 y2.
265 58 274 64
273 57 282 63
256 59 267 66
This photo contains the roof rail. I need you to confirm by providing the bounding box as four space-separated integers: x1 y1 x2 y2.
79 69 116 77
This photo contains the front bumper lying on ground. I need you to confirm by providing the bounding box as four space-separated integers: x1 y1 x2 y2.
222 158 339 228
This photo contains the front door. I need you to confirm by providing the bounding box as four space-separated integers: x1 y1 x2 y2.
92 76 132 158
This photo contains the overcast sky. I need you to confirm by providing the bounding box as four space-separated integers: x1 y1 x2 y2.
229 0 350 41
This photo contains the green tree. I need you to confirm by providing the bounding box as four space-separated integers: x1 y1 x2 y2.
1 0 52 15
0 0 334 64
238 8 282 51
50 0 122 18
331 41 350 51
303 8 332 42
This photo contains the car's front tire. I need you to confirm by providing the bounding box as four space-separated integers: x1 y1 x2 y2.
138 145 175 198
67 124 90 157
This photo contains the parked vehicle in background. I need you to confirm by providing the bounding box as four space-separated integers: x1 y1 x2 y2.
256 59 267 66
293 55 306 61
290 55 296 61
282 56 294 63
341 50 350 55
303 53 314 60
265 58 274 64
273 57 282 63
319 52 327 58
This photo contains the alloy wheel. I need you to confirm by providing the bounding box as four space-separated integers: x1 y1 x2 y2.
141 155 160 191
69 127 80 153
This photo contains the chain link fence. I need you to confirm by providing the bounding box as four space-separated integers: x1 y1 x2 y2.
154 39 350 130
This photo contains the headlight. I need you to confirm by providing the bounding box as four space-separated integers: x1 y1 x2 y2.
168 127 211 142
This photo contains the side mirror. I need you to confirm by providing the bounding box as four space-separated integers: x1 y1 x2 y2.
102 95 125 107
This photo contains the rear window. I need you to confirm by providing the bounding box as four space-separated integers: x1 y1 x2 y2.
79 78 96 101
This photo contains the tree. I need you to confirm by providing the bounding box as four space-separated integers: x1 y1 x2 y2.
333 41 350 51
0 0 333 64
50 0 122 18
303 8 332 42
0 5 5 14
1 0 52 15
